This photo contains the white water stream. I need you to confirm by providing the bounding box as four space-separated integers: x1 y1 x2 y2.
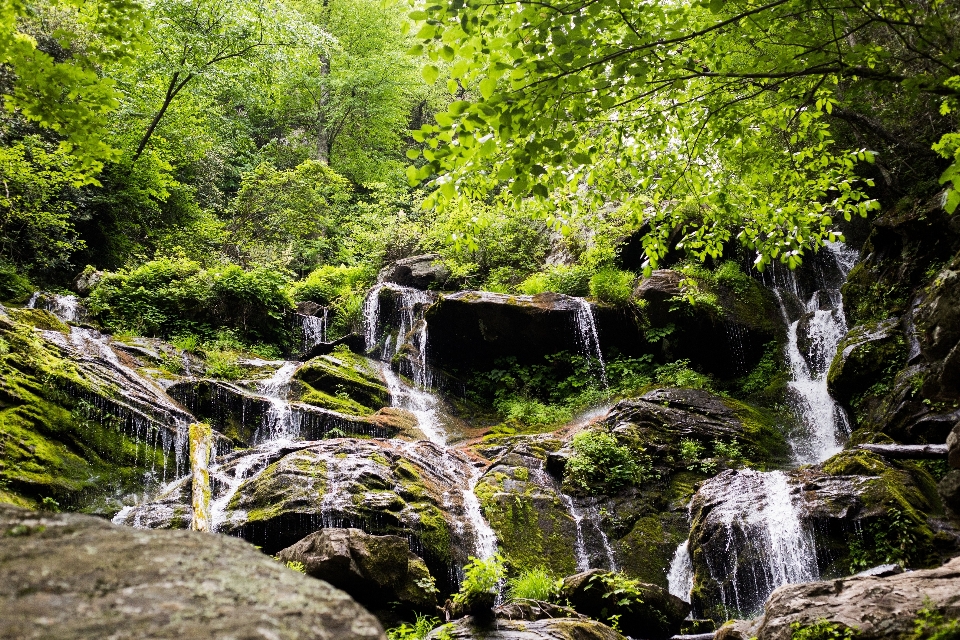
667 242 859 611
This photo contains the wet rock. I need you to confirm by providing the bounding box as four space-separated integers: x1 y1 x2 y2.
424 290 593 368
751 555 960 640
277 528 437 614
296 351 388 411
427 615 621 640
827 318 906 405
939 424 960 514
0 503 385 640
688 457 950 621
72 268 103 295
298 300 325 316
122 438 484 595
560 569 690 639
378 254 450 290
0 306 197 512
473 437 581 577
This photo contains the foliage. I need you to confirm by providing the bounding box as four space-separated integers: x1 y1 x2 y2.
507 566 560 601
0 262 33 302
518 264 592 297
386 614 444 640
589 268 635 306
565 429 650 495
87 256 293 347
910 605 960 640
226 161 354 272
0 137 89 274
285 560 306 573
584 572 647 630
293 264 373 306
452 555 505 607
848 508 920 572
790 620 858 640
1 0 143 174
406 0 960 270
654 360 711 390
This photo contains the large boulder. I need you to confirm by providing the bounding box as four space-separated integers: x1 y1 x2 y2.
426 602 622 640
0 503 384 640
559 569 690 640
118 438 487 595
378 254 450 290
277 528 437 614
749 555 960 640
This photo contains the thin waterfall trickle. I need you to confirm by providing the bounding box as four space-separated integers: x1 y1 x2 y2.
771 242 857 464
254 362 301 443
364 283 499 559
574 298 608 388
667 540 694 602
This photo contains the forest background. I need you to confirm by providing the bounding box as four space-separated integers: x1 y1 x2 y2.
0 0 958 359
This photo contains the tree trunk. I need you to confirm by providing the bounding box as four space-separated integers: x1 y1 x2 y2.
856 444 948 459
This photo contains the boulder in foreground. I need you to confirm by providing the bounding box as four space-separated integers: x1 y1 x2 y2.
0 503 385 640
720 556 960 640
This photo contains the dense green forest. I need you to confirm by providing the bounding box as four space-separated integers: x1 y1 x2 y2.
1 0 956 338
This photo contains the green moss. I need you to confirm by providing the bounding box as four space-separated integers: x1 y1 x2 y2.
7 308 69 333
724 398 792 466
295 353 388 411
414 503 452 564
822 450 888 476
0 315 171 513
615 513 688 587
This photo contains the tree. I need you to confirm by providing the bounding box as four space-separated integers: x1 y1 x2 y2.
0 0 144 175
408 0 960 270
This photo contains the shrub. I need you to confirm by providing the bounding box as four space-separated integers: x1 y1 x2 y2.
497 397 571 427
589 268 635 306
87 257 293 347
910 606 960 640
790 620 857 640
453 555 505 609
655 359 712 389
565 430 649 495
292 264 373 305
0 262 33 303
507 567 559 601
518 264 592 296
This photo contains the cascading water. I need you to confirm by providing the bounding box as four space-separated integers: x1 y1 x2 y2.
254 362 301 442
573 298 608 388
667 540 694 602
363 283 498 559
299 310 328 351
772 243 858 463
672 242 859 614
695 469 819 616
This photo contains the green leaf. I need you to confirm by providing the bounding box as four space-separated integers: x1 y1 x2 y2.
423 65 440 84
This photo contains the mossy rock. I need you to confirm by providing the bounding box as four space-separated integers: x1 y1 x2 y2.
295 352 388 412
0 310 175 513
827 318 907 406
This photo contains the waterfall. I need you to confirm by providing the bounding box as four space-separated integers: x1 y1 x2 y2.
696 469 819 616
299 310 328 351
574 298 608 388
772 242 857 464
667 540 694 602
27 292 84 323
560 493 590 571
254 362 301 443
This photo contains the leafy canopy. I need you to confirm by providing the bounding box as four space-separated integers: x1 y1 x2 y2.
408 0 960 270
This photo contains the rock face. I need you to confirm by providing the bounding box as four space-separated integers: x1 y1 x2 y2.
752 555 960 640
277 528 437 614
688 451 952 620
560 569 690 640
378 254 450 290
834 200 960 445
0 304 197 512
119 438 486 594
0 503 385 640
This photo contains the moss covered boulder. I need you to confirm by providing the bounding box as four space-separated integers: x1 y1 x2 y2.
0 304 195 513
296 349 389 415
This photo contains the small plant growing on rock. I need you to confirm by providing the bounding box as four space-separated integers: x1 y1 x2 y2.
790 619 857 640
565 430 650 495
453 555 505 614
285 560 306 573
386 613 444 640
910 604 960 640
507 566 560 601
